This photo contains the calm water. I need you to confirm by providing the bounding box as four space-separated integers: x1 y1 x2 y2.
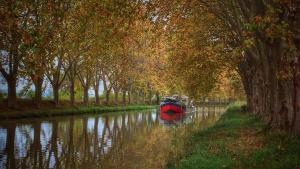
0 106 226 169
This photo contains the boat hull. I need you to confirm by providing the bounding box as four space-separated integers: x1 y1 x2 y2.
160 103 186 114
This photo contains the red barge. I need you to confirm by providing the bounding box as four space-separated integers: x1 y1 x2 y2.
160 98 186 121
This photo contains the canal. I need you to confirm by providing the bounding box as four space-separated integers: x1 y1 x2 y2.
0 106 226 169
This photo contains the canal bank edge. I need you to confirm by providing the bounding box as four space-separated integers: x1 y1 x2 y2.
0 105 158 120
168 102 300 169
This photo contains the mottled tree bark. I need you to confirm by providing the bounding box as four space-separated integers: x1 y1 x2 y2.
7 76 17 109
114 90 119 105
78 70 92 106
53 84 60 107
70 79 75 106
83 86 89 106
156 91 160 105
68 62 77 107
103 79 112 105
122 90 126 105
94 84 100 105
93 69 101 105
33 77 43 108
105 92 110 104
292 50 300 133
128 91 131 104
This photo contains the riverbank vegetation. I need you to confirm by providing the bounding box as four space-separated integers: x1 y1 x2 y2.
0 104 157 119
168 103 300 169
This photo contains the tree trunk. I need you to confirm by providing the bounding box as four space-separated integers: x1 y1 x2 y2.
137 90 140 104
83 86 89 106
292 55 300 133
94 84 100 105
122 90 126 105
34 77 43 108
148 90 152 105
238 61 254 112
137 90 141 104
132 91 137 104
105 91 110 105
70 79 75 106
68 62 77 107
103 79 110 105
7 76 17 109
278 80 289 130
142 91 145 104
128 91 131 104
156 92 160 105
53 85 59 107
293 78 300 133
114 90 119 105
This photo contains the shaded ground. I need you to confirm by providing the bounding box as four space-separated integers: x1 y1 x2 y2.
168 104 300 169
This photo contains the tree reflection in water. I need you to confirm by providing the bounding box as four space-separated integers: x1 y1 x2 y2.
0 106 226 169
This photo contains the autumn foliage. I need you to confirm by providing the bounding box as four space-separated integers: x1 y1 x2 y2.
1 0 300 134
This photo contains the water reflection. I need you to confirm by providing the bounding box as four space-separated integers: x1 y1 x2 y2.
0 106 226 169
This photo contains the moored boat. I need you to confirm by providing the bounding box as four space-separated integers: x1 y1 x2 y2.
160 97 186 114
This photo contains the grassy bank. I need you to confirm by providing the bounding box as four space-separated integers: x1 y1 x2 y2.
169 103 300 169
0 105 158 120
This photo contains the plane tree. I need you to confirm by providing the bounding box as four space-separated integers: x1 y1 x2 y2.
0 1 32 108
44 0 73 106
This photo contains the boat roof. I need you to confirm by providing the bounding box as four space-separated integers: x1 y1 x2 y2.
162 98 178 103
163 95 189 100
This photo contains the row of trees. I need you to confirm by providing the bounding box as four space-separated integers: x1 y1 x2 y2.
0 0 166 108
144 1 245 101
200 0 300 133
3 0 285 131
150 0 300 133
